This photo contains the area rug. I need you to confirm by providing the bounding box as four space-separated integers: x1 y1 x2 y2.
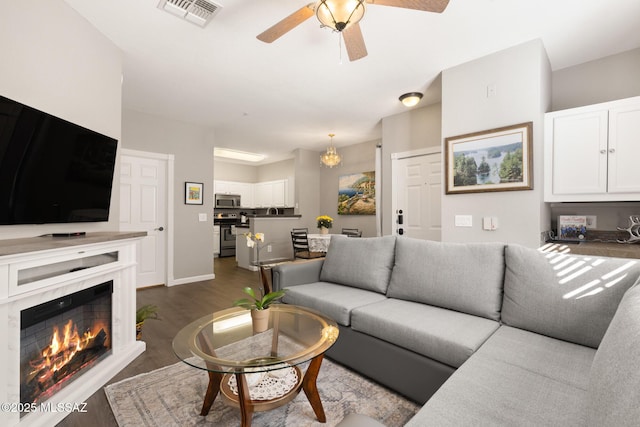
104 358 419 426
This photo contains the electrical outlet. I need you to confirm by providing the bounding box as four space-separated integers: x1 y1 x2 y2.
267 244 272 253
585 216 597 229
198 213 207 222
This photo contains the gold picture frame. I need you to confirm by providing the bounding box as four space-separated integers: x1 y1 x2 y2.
445 122 533 194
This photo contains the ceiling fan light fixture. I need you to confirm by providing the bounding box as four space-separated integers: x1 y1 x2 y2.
320 133 342 168
399 92 423 107
315 0 365 32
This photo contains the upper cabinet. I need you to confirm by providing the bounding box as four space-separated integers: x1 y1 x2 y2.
544 96 640 202
214 179 290 208
214 180 253 207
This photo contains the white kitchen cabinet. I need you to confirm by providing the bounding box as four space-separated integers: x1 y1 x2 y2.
253 179 288 207
213 225 220 256
214 180 253 207
544 96 640 202
214 179 290 208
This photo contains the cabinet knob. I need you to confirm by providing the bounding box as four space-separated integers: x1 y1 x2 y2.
155 226 164 231
600 149 606 154
609 148 616 154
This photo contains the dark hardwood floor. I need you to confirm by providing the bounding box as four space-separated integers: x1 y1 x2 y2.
57 256 258 427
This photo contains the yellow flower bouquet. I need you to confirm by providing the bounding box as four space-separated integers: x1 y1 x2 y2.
316 215 333 229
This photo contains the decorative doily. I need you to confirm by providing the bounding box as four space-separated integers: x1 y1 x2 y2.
227 364 299 400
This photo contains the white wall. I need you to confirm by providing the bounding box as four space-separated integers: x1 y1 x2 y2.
441 39 551 247
381 103 442 235
293 149 322 230
122 109 214 281
0 0 123 239
213 160 258 183
552 47 640 111
258 159 295 182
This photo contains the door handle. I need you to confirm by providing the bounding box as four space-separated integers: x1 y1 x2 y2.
155 226 164 231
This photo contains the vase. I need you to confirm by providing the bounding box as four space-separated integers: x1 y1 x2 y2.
251 308 270 334
320 226 329 235
135 321 144 341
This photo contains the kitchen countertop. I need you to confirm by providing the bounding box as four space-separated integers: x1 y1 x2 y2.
248 214 302 218
543 240 640 259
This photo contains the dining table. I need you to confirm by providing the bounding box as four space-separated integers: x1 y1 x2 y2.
306 233 346 253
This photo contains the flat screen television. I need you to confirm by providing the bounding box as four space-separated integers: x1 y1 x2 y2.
0 95 118 225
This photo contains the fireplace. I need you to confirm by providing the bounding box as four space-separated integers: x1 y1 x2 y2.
19 281 113 407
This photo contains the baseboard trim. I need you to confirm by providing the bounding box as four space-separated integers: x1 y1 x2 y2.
168 273 215 287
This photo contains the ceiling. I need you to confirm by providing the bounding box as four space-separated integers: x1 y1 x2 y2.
63 0 640 165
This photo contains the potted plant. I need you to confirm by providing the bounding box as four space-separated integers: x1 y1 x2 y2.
316 215 333 234
233 287 286 333
135 304 159 340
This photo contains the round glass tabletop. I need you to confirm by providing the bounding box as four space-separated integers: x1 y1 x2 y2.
172 304 339 374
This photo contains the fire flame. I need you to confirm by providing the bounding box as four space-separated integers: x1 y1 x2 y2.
29 319 104 383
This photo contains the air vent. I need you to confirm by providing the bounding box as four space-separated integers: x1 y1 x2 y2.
158 0 223 28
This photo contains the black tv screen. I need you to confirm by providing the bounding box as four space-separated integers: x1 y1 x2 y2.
0 95 118 225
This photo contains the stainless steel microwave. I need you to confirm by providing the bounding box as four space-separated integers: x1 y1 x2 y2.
215 193 241 208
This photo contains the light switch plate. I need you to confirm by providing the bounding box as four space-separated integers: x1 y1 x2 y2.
455 215 473 227
199 213 207 222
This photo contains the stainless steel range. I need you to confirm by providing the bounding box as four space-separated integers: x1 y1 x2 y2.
214 213 238 257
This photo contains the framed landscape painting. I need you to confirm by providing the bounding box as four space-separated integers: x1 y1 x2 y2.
338 171 375 215
445 122 533 194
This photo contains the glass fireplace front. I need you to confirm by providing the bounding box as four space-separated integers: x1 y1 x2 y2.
20 281 113 406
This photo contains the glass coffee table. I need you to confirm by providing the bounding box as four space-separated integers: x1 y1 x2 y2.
172 304 339 427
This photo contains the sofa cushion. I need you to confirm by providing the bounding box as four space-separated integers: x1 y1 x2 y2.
319 236 396 294
282 282 387 326
387 238 505 321
407 326 595 427
586 283 640 426
351 299 499 368
502 244 640 348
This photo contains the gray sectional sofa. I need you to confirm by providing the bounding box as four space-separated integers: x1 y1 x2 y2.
271 235 640 426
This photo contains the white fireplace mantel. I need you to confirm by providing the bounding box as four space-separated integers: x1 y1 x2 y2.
0 232 146 427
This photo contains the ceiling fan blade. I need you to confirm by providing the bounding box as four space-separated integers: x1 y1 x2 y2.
366 0 449 13
256 4 315 43
343 23 368 62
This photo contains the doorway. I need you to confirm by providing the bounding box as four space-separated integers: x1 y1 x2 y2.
391 148 442 241
120 149 174 288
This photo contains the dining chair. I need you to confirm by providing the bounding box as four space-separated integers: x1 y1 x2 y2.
291 230 324 259
341 228 362 237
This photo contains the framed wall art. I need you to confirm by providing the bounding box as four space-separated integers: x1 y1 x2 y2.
445 122 533 194
185 182 203 205
338 171 375 215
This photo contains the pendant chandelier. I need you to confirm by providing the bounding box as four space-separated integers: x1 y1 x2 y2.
320 133 342 168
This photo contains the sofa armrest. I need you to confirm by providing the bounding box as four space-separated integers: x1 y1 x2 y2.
271 259 324 291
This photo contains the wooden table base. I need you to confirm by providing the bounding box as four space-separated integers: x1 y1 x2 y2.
199 354 327 426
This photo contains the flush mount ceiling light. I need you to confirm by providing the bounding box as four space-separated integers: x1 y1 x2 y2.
315 0 366 32
214 148 265 163
320 133 342 168
399 92 423 107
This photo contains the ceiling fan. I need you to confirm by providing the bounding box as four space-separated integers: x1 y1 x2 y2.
257 0 450 62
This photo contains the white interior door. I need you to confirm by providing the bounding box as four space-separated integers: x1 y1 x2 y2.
120 153 167 288
393 151 442 241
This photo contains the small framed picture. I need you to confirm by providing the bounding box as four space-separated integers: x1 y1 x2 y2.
185 182 203 205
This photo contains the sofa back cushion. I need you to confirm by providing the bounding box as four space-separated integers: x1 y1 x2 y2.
319 235 396 294
502 244 640 348
586 283 640 426
387 238 506 321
